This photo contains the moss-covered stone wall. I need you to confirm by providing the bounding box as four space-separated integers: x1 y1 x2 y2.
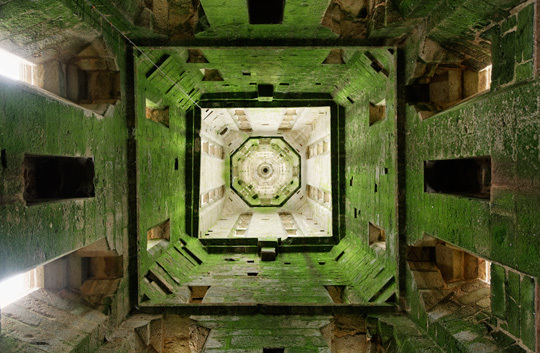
135 57 191 276
342 48 398 275
0 62 128 284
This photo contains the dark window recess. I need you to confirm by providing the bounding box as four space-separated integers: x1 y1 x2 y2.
188 286 210 303
322 49 345 64
258 84 274 101
1 149 6 169
24 155 95 204
335 251 345 261
354 208 358 218
374 183 378 193
369 222 386 249
346 96 354 104
263 349 285 353
364 52 389 77
186 49 208 63
424 157 491 199
248 0 284 24
325 285 345 303
219 127 228 135
202 69 224 81
369 101 386 126
146 98 170 128
146 54 170 78
349 176 353 186
174 158 179 170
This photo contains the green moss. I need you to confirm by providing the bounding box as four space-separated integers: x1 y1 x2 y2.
491 264 507 319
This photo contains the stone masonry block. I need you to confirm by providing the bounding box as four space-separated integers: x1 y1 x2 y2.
519 275 536 351
491 264 506 319
261 247 277 261
506 270 521 338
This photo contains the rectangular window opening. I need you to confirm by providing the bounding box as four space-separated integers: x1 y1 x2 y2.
24 154 95 205
369 222 386 251
147 219 171 250
369 100 386 126
188 285 210 303
325 285 346 304
0 267 42 308
335 251 345 261
263 349 285 353
146 98 170 128
424 157 491 199
248 0 284 24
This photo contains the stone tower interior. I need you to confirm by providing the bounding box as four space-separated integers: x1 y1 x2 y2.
0 0 539 351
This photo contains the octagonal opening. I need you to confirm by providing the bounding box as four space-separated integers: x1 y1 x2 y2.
231 137 301 207
198 106 333 242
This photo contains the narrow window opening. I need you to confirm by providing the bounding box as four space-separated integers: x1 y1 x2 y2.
183 247 203 265
257 84 274 101
322 49 345 64
147 219 170 250
374 183 378 193
365 52 389 77
350 176 353 186
186 49 209 63
247 272 258 276
23 154 95 205
346 96 354 104
0 267 42 308
202 68 224 81
369 222 386 252
319 261 326 265
407 63 492 119
146 54 170 78
263 349 285 353
424 157 491 199
242 71 251 76
248 0 284 24
407 238 493 318
369 100 386 126
146 98 170 127
174 158 179 170
219 126 228 135
325 285 345 303
354 208 358 218
188 286 210 303
335 251 345 261
0 48 34 84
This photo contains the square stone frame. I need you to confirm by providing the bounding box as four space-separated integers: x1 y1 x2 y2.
184 95 346 250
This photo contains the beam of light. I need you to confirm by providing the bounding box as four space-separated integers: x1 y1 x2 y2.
0 270 38 308
0 48 33 82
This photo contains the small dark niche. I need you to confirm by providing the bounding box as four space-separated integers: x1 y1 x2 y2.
424 157 491 199
24 154 95 205
248 0 284 24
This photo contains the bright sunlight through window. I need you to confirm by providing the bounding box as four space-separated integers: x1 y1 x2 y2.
0 268 41 308
0 48 34 83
